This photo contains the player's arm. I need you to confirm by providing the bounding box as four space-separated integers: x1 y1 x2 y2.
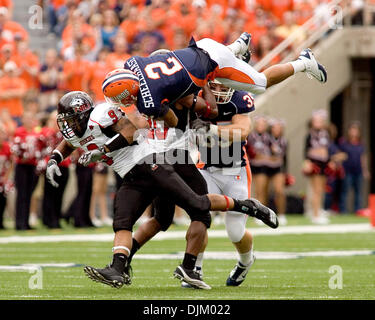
46 140 75 188
124 105 150 129
155 101 178 128
192 114 251 142
78 116 138 166
217 114 251 141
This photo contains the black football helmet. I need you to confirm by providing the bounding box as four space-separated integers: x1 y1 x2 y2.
57 91 94 139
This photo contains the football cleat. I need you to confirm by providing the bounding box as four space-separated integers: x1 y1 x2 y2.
298 48 327 83
226 254 256 286
84 264 132 289
174 265 211 290
235 198 279 229
234 32 252 62
181 267 203 289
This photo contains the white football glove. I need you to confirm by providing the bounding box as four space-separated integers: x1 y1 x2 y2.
46 159 62 188
191 118 211 133
78 148 105 166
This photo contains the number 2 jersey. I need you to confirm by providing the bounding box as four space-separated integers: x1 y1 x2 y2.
201 90 255 169
64 103 155 178
124 38 217 118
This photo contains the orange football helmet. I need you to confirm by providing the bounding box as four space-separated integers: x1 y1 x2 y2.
102 69 139 107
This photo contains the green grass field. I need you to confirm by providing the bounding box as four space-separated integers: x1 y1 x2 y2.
0 215 374 300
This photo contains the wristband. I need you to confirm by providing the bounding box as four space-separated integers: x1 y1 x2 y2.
104 133 130 152
203 102 212 118
50 150 63 164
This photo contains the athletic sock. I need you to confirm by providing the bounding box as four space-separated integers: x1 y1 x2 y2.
239 249 253 266
128 238 140 264
182 253 197 270
195 253 204 271
227 42 242 55
111 253 128 273
289 59 306 74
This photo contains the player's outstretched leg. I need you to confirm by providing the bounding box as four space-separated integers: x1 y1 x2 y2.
208 195 279 229
200 32 327 95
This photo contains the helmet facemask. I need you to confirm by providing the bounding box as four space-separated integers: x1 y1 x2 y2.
57 110 90 139
208 80 234 104
57 95 93 138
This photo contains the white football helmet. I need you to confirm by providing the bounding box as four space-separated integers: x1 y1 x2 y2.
208 79 234 104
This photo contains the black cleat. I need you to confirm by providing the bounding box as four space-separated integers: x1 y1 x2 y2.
235 198 279 229
84 264 131 289
173 264 211 290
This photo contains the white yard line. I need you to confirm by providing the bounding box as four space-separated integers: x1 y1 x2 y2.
134 250 375 261
0 223 373 244
0 249 373 270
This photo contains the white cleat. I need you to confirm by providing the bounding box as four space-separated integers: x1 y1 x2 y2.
311 216 330 225
298 48 327 83
278 214 288 226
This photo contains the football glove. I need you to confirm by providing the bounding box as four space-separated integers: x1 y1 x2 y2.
46 159 62 188
191 118 219 136
78 147 105 166
191 118 210 132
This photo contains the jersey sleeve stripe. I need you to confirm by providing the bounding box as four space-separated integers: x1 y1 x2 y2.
89 118 104 128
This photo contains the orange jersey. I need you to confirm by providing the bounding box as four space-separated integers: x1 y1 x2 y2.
1 21 28 43
0 75 26 117
83 61 112 102
14 50 40 89
106 52 131 70
261 0 294 22
63 58 91 92
0 0 12 9
120 19 140 44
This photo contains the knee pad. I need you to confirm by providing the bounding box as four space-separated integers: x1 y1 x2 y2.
225 212 247 243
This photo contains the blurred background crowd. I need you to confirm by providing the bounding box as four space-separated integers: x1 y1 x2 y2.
0 0 372 230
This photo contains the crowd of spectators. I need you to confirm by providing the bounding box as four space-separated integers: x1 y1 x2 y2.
0 0 372 230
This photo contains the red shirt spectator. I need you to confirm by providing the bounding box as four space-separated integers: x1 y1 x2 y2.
0 139 12 191
12 125 44 166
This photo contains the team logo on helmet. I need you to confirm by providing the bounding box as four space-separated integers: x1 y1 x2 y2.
111 89 130 102
71 98 91 112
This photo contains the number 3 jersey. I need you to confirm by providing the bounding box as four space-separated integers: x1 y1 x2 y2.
64 103 155 178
